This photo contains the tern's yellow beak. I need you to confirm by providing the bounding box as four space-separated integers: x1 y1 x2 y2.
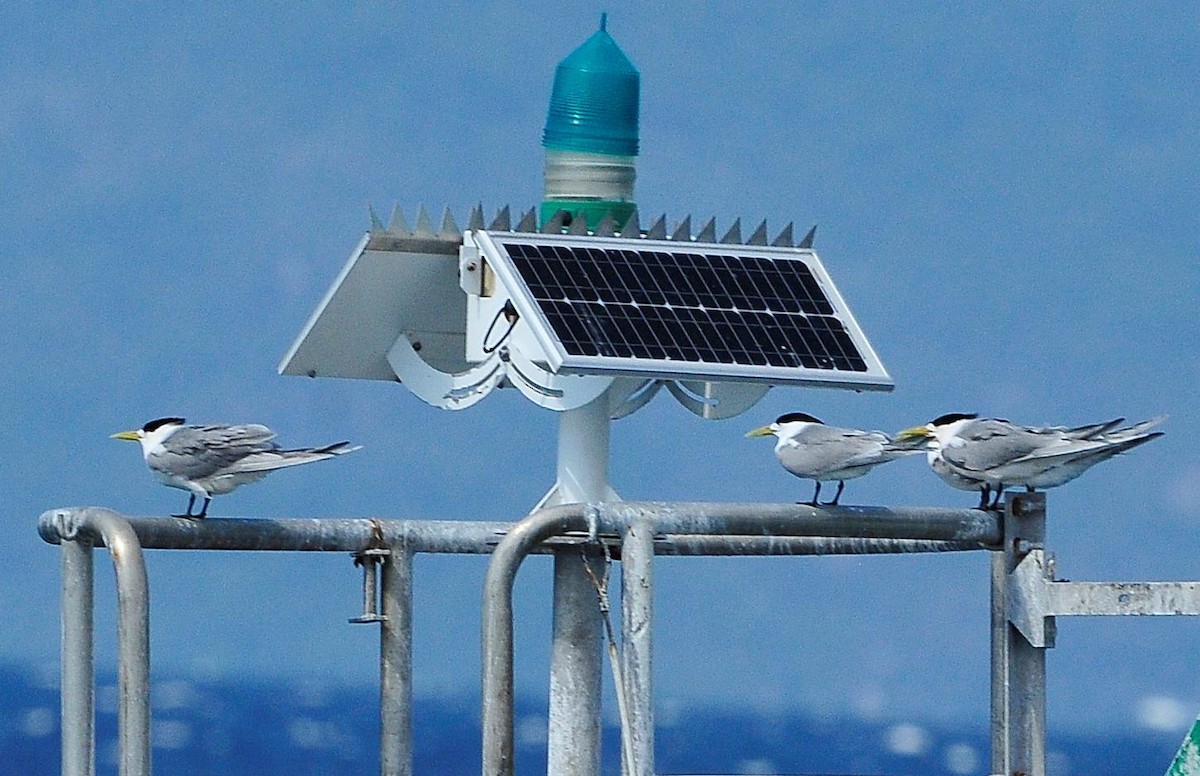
111 430 140 441
893 426 933 442
745 425 775 439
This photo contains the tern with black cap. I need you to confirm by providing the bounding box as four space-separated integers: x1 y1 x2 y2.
112 417 359 518
746 413 918 506
895 413 1165 508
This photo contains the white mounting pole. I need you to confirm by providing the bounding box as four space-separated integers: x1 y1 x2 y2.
546 393 609 776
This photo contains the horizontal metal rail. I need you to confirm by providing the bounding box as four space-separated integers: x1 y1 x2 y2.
40 503 1001 553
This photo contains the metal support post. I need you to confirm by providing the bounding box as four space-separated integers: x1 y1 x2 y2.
380 542 413 776
989 550 1008 776
549 550 604 775
105 514 152 776
62 536 95 776
1003 492 1048 776
547 396 609 776
621 517 654 776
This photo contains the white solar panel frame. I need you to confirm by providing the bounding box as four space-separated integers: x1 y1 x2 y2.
471 230 893 390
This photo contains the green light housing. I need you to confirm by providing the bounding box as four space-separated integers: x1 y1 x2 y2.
541 14 639 230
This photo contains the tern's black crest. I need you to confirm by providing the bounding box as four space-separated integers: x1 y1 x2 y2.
143 417 186 433
930 412 977 426
776 412 823 425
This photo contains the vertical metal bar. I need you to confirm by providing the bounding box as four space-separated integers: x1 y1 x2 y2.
482 505 586 776
380 542 413 776
547 397 608 776
621 518 654 776
62 537 96 776
1005 493 1048 776
548 550 603 775
989 550 1008 776
84 510 151 776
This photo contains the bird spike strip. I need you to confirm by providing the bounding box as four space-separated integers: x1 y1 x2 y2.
367 205 814 248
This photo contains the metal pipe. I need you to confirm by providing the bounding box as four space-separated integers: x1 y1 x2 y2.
548 549 604 775
39 516 514 554
1004 493 1047 776
547 396 610 776
621 517 654 776
989 550 1008 776
61 533 95 776
380 541 413 776
43 509 152 776
39 505 1002 553
103 512 152 776
482 506 586 776
653 535 986 556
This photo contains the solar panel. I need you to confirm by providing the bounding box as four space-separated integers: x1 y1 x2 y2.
470 230 892 390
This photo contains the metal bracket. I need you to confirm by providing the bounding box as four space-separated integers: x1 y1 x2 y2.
1009 549 1200 648
349 548 392 624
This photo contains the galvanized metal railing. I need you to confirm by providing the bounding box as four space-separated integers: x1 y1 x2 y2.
43 495 1200 776
38 502 995 776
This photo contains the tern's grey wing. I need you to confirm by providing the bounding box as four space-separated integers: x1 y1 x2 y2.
150 424 279 479
941 420 1047 473
777 426 889 478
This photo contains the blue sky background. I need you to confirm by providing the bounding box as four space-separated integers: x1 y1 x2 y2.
3 1 1199 743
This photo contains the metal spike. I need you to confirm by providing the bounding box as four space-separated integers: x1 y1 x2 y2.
414 205 436 238
695 217 717 243
439 206 460 239
387 205 409 235
619 209 642 239
720 218 742 245
489 205 511 232
748 220 769 246
515 208 538 233
646 214 668 241
799 224 817 250
671 215 692 241
772 222 794 247
568 210 589 235
369 204 385 231
542 209 567 234
468 203 486 231
593 210 615 237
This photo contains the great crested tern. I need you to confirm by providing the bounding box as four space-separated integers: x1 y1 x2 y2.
895 413 1165 508
746 412 918 506
112 417 360 518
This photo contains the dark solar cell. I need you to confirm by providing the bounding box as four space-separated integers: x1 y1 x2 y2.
499 239 870 373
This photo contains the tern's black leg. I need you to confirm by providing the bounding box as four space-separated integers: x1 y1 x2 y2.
805 481 821 507
194 497 211 520
173 494 197 519
824 480 846 506
976 487 990 510
988 483 1005 510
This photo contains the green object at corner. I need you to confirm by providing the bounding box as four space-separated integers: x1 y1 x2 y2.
1165 716 1200 775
